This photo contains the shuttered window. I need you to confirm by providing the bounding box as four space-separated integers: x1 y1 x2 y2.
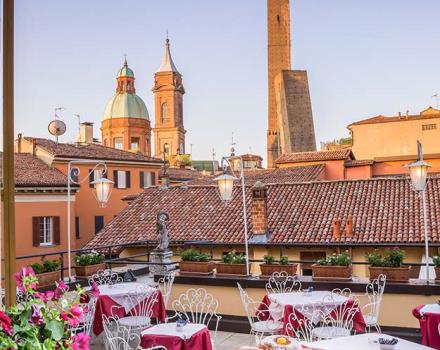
75 216 80 239
113 170 131 189
140 171 156 188
32 216 60 246
95 216 104 234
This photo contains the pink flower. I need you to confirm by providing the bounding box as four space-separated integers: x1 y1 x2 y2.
90 282 100 297
0 311 13 336
36 291 54 302
71 333 90 350
14 266 37 292
30 305 44 325
61 305 84 328
56 280 69 291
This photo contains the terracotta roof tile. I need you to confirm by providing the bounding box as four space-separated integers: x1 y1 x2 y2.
348 111 440 127
276 149 353 164
25 137 162 163
87 176 440 247
345 159 374 167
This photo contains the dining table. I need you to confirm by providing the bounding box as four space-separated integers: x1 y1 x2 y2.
92 282 167 335
259 290 366 333
140 322 213 350
300 333 433 350
413 304 440 349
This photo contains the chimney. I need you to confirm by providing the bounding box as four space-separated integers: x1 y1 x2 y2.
406 110 409 119
345 215 353 237
332 218 341 239
31 138 37 156
17 133 22 153
251 181 268 235
78 122 94 144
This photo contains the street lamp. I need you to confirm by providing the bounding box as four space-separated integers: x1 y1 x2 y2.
405 141 432 283
213 156 250 276
67 160 114 281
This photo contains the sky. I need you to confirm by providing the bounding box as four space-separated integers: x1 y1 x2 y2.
13 0 440 163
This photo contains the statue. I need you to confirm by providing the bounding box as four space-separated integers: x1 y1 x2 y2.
156 211 170 250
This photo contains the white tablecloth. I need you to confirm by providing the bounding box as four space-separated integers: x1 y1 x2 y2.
420 303 440 315
268 291 347 323
98 282 155 312
301 333 433 350
141 323 206 340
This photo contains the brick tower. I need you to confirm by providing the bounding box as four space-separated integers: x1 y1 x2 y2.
267 0 316 168
152 38 186 160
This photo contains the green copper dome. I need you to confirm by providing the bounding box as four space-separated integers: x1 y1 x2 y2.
103 93 149 120
117 58 134 77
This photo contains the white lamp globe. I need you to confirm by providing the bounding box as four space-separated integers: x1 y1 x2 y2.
91 177 114 207
213 174 238 201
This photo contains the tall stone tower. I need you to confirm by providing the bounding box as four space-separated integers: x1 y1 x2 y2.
101 59 152 155
152 38 186 160
267 0 316 168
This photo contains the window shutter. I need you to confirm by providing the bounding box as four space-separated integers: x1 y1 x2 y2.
140 171 144 188
151 172 156 185
126 171 131 188
32 217 40 247
113 170 118 188
89 168 94 188
53 216 60 245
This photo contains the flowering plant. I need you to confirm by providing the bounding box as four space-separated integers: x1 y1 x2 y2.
316 251 351 266
0 267 90 349
366 247 406 267
75 250 105 267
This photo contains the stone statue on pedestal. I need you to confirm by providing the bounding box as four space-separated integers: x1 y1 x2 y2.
150 210 176 275
156 211 170 251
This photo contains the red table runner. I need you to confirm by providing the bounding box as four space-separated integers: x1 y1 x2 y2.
140 326 212 350
413 304 440 349
93 290 166 335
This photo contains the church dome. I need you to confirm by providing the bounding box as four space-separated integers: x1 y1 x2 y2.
103 93 149 120
117 65 134 78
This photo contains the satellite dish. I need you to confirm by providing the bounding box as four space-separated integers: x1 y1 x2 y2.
48 119 66 141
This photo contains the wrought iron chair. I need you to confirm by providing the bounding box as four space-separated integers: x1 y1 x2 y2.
88 269 123 286
311 292 359 340
157 271 175 309
170 288 221 346
284 303 318 342
69 295 98 336
265 271 302 294
362 273 386 333
237 282 283 345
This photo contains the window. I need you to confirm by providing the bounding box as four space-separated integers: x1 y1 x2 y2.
131 137 140 150
75 216 80 239
32 216 60 247
422 124 437 131
113 137 123 149
140 171 156 188
95 216 104 234
161 102 169 123
163 143 170 158
300 251 326 276
113 170 131 189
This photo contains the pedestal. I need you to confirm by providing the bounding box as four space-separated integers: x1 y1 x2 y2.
149 249 176 275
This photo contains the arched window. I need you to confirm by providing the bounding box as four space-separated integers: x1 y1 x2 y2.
161 102 169 123
163 143 170 158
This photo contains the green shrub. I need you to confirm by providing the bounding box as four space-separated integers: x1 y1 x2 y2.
433 256 440 268
316 251 351 266
263 255 275 264
222 250 246 264
31 259 61 274
280 256 289 265
366 247 405 268
75 250 105 267
180 249 211 262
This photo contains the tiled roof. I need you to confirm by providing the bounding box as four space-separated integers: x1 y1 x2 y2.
0 153 69 187
276 149 353 164
173 164 325 185
25 137 162 163
349 111 440 127
345 159 374 167
87 176 440 248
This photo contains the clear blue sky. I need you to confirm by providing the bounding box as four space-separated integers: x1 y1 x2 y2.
14 0 440 163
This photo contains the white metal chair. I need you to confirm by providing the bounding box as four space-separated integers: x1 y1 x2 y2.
170 288 221 345
362 273 386 333
88 269 123 286
106 335 167 350
284 304 317 342
311 292 359 340
157 271 175 309
265 271 301 294
237 283 283 344
69 295 97 336
103 315 137 350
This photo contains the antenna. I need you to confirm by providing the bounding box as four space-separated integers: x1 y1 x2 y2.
431 93 439 109
230 132 236 156
54 107 65 119
74 114 81 135
211 148 216 175
190 143 193 161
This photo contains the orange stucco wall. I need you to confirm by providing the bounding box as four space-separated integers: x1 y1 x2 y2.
345 165 372 180
373 158 440 177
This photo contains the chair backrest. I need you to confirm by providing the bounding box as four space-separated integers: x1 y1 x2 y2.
365 274 386 318
319 293 359 332
158 271 175 308
171 288 220 330
123 286 158 319
265 271 301 294
285 304 317 342
70 295 98 335
88 269 123 286
103 315 139 350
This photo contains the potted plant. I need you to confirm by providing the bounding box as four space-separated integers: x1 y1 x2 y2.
75 250 106 277
179 249 215 275
216 250 249 276
311 251 352 280
30 259 61 287
260 255 298 277
433 256 440 282
366 247 411 282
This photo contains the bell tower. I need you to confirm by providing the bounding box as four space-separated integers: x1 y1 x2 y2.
152 38 186 159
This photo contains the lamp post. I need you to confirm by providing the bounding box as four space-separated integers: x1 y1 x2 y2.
405 141 432 283
214 156 250 276
67 160 113 281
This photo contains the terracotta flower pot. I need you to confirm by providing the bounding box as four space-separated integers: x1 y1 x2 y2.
216 263 250 276
179 261 215 275
369 266 411 282
260 263 298 277
36 270 60 288
311 264 352 280
75 263 106 278
435 267 440 281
